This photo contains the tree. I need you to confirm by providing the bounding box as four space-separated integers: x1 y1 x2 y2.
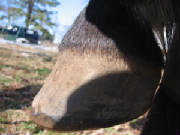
0 0 17 24
0 3 5 20
0 4 4 10
40 28 54 41
11 0 60 41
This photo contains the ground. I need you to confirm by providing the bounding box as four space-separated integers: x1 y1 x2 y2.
0 42 146 135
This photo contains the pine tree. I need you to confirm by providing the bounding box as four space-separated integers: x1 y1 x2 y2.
0 0 16 24
11 0 60 41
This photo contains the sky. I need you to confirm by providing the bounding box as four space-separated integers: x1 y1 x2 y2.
53 0 89 43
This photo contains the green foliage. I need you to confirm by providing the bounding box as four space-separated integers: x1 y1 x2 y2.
0 0 19 25
38 27 54 41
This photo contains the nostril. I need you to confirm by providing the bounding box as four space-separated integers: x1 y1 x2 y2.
29 108 57 129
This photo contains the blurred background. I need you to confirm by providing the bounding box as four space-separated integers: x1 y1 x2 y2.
0 0 88 44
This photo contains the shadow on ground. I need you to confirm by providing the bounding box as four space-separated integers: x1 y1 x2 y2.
0 84 42 112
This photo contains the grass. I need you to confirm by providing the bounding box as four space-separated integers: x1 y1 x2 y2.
20 121 40 133
0 127 5 133
0 43 144 135
34 67 51 80
0 64 10 69
42 56 53 62
0 118 6 123
0 75 13 84
0 43 56 90
2 54 11 58
0 43 58 135
13 74 22 82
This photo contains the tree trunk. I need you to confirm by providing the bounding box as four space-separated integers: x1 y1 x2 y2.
7 0 11 25
25 0 33 29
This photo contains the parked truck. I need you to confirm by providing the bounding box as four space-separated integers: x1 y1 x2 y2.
1 25 38 44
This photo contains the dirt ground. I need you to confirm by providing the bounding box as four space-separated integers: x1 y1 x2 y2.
0 42 147 135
